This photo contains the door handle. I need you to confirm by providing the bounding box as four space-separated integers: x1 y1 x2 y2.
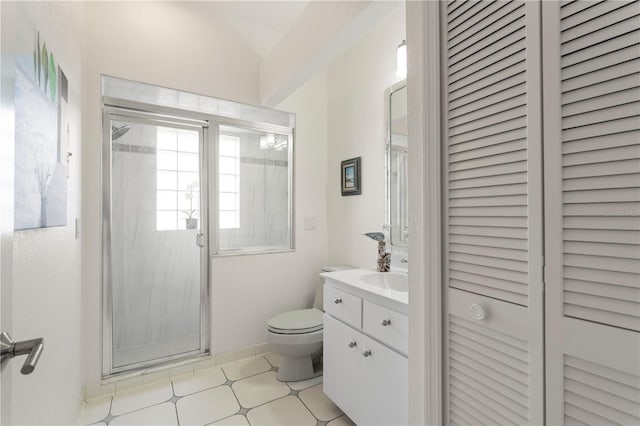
1 332 44 375
196 233 204 248
470 304 487 321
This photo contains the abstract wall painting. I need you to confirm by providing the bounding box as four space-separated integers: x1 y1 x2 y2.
14 11 69 230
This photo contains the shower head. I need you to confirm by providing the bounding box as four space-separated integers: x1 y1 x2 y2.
112 124 130 141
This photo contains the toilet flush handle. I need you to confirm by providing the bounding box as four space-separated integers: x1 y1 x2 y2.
334 298 342 304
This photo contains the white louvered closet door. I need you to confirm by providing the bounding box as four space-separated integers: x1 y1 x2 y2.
442 1 544 425
543 1 640 425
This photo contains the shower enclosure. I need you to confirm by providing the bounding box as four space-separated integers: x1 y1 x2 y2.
103 108 210 374
101 76 295 377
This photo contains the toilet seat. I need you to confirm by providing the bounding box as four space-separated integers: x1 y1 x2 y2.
267 308 323 335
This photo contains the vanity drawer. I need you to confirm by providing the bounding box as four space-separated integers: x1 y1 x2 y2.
324 286 362 329
363 301 408 355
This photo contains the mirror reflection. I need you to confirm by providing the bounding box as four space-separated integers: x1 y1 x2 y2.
387 82 408 253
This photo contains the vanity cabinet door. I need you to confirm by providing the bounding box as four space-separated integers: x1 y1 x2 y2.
323 315 366 421
359 333 409 426
324 314 408 426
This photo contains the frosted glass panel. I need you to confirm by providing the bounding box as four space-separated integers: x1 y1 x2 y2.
219 211 239 229
178 132 199 153
220 139 239 156
219 193 236 210
110 119 203 370
157 190 177 210
157 211 177 231
179 191 199 211
103 75 295 128
217 125 291 251
219 157 237 174
178 152 199 172
157 171 177 190
219 175 237 193
178 172 199 190
157 129 177 150
157 150 177 170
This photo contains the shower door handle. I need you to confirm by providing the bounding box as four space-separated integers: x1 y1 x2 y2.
195 233 204 248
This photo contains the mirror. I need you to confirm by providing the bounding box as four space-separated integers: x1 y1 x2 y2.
386 81 408 253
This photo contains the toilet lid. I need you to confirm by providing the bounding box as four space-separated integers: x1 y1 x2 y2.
267 308 323 334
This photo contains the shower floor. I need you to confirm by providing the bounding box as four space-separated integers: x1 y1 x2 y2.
76 353 354 425
113 334 201 369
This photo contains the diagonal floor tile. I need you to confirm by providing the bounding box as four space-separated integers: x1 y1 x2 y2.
111 381 173 416
176 385 239 425
299 384 343 421
231 371 290 408
110 402 177 425
172 367 226 396
211 414 250 425
247 396 316 426
287 375 322 391
222 357 271 381
327 415 356 426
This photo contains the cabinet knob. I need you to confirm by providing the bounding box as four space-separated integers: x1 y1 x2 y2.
348 341 357 348
381 319 392 326
470 304 487 321
362 349 372 357
334 298 342 304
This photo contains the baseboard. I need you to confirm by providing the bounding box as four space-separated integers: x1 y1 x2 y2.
83 342 272 400
72 386 85 425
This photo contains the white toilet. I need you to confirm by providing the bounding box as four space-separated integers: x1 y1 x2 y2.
266 265 353 382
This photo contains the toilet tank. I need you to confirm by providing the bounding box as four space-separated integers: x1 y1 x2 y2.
313 265 355 311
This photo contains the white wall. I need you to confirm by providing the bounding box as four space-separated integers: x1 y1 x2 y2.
260 0 368 105
326 5 406 268
82 1 328 394
209 70 330 354
0 2 17 423
6 2 85 424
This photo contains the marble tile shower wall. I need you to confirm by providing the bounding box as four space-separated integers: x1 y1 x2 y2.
218 133 289 250
111 124 201 367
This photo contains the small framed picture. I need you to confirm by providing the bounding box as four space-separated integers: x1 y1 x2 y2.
341 157 361 196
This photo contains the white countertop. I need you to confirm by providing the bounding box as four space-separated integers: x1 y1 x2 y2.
321 268 408 314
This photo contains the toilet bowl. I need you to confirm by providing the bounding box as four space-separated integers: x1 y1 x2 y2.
266 265 354 382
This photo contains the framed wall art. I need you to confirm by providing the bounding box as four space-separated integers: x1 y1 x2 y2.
341 156 361 196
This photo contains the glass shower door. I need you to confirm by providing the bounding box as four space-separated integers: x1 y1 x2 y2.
105 113 208 374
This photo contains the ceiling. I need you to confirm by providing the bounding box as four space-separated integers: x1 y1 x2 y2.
196 1 310 58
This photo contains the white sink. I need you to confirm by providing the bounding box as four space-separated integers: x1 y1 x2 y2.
361 272 408 293
322 269 408 312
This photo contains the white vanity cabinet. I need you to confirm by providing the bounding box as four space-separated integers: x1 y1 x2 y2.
323 282 408 426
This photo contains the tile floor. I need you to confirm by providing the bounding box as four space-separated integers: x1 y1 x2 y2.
76 353 355 426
